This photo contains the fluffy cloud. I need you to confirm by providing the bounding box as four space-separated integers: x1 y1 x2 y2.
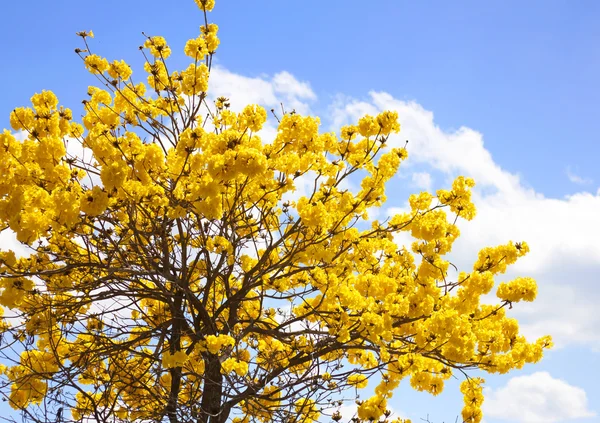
483 372 595 423
0 230 29 258
411 171 432 190
209 66 315 115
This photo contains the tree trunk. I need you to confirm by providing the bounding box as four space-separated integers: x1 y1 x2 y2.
199 354 225 423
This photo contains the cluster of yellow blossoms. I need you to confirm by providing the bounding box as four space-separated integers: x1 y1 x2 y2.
0 1 550 422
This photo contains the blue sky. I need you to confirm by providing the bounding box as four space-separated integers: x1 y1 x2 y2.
2 0 599 197
1 1 599 422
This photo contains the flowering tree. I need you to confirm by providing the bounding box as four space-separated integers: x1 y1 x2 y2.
0 1 551 423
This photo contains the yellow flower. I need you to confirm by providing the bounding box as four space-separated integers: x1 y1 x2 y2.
79 186 109 216
497 277 538 302
357 115 379 137
221 357 249 376
184 37 209 59
108 59 133 80
144 36 172 59
357 396 388 421
84 54 109 74
181 63 209 95
195 0 216 12
239 104 267 132
348 374 369 388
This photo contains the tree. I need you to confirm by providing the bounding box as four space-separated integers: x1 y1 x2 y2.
0 1 551 422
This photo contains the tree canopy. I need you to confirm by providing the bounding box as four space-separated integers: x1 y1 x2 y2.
0 1 551 422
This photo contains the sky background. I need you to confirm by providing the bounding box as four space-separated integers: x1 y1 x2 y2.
1 1 599 422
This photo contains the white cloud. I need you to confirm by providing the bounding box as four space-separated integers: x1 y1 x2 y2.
13 129 28 141
566 167 593 185
209 65 315 116
483 372 595 423
411 171 432 190
272 71 317 102
0 230 29 258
